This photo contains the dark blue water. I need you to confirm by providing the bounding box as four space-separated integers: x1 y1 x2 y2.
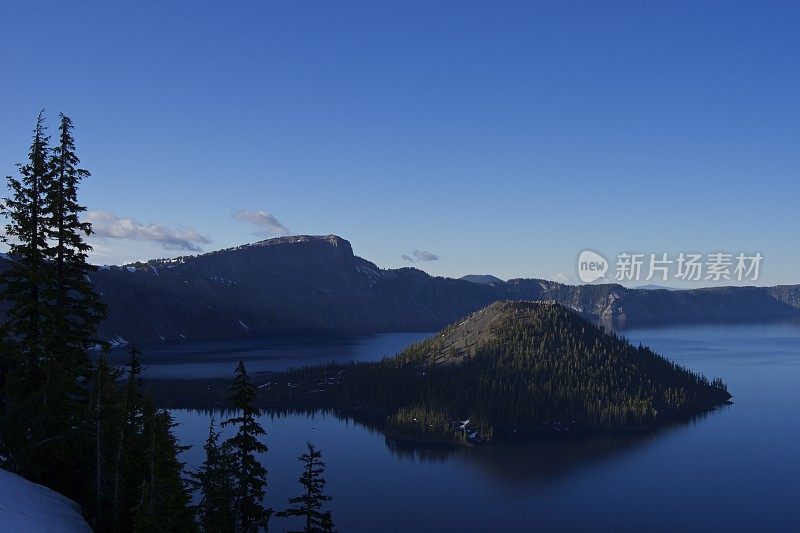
171 321 800 532
111 332 431 379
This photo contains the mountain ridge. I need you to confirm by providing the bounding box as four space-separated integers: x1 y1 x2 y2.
3 234 797 343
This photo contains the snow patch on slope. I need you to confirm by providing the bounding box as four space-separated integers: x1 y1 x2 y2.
0 468 91 532
108 335 128 348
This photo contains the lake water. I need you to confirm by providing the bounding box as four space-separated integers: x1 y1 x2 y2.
111 332 432 379
170 321 800 532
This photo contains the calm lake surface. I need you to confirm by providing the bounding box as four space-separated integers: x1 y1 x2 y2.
169 321 800 532
111 332 432 379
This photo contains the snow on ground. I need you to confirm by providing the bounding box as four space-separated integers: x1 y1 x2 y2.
0 468 91 532
108 335 128 348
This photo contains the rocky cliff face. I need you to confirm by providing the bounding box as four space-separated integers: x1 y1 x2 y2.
3 235 798 343
520 281 799 324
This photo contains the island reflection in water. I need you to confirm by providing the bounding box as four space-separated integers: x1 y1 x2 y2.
178 405 716 483
167 321 800 531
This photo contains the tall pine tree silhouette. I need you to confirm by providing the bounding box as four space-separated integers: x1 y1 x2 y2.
110 346 146 529
223 360 271 532
0 111 55 479
2 114 197 530
1 110 52 389
278 443 335 533
87 352 120 530
43 114 108 498
1 112 107 494
192 418 236 532
46 113 107 374
133 398 196 532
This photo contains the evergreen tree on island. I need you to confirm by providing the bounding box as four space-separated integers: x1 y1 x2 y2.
278 442 335 533
223 360 272 532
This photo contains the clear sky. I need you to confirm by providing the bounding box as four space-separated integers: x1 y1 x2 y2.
1 1 798 286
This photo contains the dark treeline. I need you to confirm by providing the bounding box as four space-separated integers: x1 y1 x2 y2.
190 362 335 533
0 111 195 530
0 114 335 532
278 443 335 533
262 302 732 442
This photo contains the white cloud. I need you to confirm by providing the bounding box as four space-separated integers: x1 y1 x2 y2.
232 210 289 236
413 249 440 262
402 249 441 263
85 210 211 252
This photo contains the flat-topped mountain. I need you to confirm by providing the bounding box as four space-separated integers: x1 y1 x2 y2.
89 235 507 342
3 235 797 343
261 301 732 442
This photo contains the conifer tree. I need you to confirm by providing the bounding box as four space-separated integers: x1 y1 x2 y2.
133 398 196 532
2 116 197 532
110 347 146 528
38 115 106 496
223 361 271 532
278 443 335 533
87 352 121 530
0 111 56 481
192 418 236 532
86 348 195 532
1 112 106 498
45 113 107 378
1 110 53 394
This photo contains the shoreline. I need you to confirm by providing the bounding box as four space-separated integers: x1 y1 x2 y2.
145 375 731 446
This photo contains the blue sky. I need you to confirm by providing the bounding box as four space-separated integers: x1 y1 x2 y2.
1 1 798 285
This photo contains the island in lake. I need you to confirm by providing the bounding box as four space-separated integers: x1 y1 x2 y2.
151 301 732 445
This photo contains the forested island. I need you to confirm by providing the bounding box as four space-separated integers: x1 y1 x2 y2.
152 301 732 445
